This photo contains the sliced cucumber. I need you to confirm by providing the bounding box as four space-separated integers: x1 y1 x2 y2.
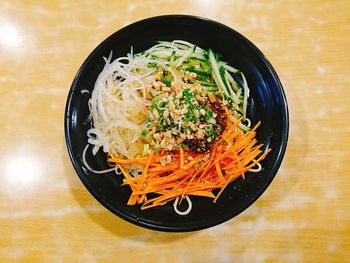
208 49 230 98
185 67 212 77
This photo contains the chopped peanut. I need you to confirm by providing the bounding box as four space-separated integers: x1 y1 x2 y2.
197 129 204 139
153 133 161 141
153 81 160 90
160 138 166 148
181 107 188 114
208 92 216 102
176 91 183 99
163 109 169 118
158 81 166 87
153 109 160 119
189 72 197 79
160 156 167 166
164 131 172 139
145 68 226 153
168 98 175 110
196 95 204 101
155 70 163 81
162 86 171 92
171 82 182 92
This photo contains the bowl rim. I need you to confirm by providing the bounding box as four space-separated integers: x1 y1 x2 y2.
64 14 289 232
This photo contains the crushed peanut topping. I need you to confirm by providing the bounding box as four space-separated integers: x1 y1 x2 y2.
141 68 229 153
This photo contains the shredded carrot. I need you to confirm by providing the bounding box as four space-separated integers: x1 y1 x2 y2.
215 162 226 183
108 119 270 210
179 147 184 168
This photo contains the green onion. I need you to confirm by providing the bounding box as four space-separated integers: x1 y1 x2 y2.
204 124 215 137
142 132 152 143
163 79 171 87
156 99 168 111
153 145 161 152
157 123 166 132
192 109 200 119
182 119 189 129
174 98 180 109
189 98 198 106
183 88 192 98
204 108 213 120
140 129 148 137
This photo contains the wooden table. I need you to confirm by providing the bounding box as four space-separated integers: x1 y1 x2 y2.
1 1 349 262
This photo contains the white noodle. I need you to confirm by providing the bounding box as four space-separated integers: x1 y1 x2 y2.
82 145 116 174
241 118 251 128
249 161 262 173
81 89 90 94
173 196 192 215
88 51 151 159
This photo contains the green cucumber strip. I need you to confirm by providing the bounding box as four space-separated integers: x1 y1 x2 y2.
225 71 239 92
199 81 217 87
175 45 196 68
208 49 230 98
170 51 176 63
240 72 249 118
185 67 212 77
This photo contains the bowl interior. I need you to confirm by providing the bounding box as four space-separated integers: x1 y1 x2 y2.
65 15 288 232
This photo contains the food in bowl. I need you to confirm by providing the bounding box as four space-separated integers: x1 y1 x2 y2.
82 40 270 215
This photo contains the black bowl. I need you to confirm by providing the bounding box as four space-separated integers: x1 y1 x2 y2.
65 15 288 232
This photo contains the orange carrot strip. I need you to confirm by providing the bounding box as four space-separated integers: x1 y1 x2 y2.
127 195 139 205
134 150 154 192
179 147 185 168
213 183 228 203
116 163 130 179
197 152 216 181
215 161 226 183
182 161 207 197
108 117 270 210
